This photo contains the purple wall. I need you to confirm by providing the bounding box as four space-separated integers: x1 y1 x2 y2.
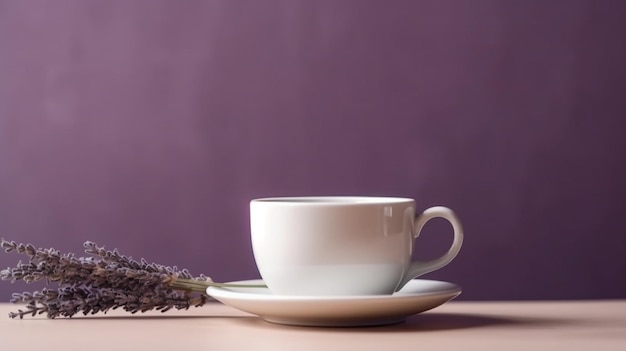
1 0 625 301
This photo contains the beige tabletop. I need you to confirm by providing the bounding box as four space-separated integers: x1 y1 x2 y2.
0 300 625 350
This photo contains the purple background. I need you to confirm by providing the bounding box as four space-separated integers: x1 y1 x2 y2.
1 0 625 301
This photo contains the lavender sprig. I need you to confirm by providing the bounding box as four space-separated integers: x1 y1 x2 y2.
0 239 261 319
8 284 208 319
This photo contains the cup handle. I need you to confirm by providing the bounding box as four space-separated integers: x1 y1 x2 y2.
396 206 464 291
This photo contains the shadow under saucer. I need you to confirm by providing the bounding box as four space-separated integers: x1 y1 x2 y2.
232 311 573 333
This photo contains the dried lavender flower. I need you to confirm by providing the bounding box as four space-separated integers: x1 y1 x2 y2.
1 238 245 319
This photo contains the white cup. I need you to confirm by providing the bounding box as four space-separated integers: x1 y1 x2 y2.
250 196 463 296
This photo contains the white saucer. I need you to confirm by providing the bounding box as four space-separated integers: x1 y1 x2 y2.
206 279 461 327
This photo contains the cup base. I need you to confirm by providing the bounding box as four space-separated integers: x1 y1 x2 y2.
259 263 405 296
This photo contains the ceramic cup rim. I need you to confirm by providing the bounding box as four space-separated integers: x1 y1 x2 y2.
251 196 414 206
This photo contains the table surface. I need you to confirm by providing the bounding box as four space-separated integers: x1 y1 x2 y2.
0 300 625 350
